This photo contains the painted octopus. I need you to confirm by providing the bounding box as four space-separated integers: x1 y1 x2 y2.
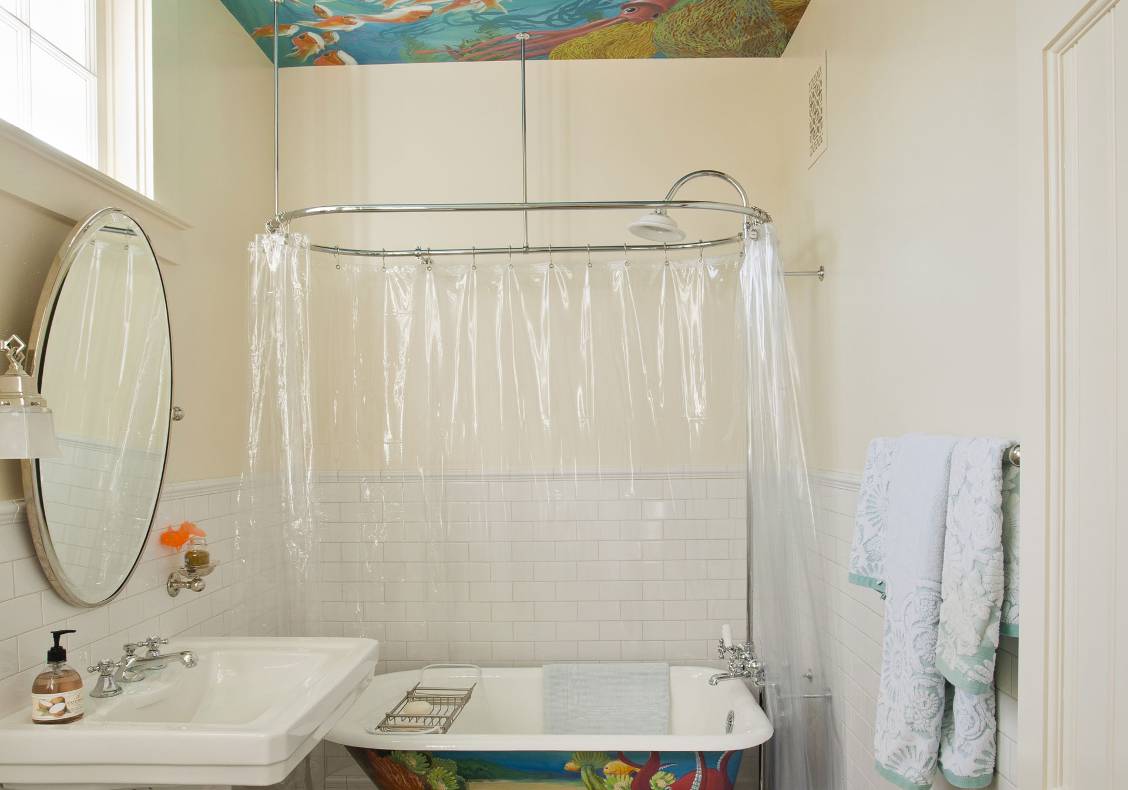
424 0 681 61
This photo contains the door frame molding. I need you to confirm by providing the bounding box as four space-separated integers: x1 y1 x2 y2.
1020 0 1120 786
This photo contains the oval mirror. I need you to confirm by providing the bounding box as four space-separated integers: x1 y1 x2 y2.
21 208 172 607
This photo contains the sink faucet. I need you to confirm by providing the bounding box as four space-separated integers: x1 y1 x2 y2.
88 638 199 697
118 647 198 683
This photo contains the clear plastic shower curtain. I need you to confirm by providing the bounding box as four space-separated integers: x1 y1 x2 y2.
742 227 841 789
239 227 840 789
237 232 320 637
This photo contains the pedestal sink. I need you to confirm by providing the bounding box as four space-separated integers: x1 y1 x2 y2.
0 637 379 788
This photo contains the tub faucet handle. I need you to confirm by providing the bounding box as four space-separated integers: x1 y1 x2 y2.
712 638 766 687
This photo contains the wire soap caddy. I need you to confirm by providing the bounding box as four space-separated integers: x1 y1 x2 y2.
369 664 481 735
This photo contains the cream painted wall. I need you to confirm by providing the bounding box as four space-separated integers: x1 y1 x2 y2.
778 3 1021 790
0 195 79 500
281 58 791 252
0 1 270 494
152 0 272 484
281 57 798 471
779 0 1020 474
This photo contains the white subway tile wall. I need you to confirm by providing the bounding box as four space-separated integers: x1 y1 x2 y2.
811 472 1019 790
0 478 243 715
312 470 748 672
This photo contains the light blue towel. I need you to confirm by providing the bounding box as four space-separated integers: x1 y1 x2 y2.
543 662 670 735
935 437 1010 789
872 434 956 790
852 435 1013 790
1000 463 1020 637
849 437 897 594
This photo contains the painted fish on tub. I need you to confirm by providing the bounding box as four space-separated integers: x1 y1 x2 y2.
346 749 742 790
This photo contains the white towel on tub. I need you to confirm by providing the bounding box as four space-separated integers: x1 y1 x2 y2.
543 662 670 735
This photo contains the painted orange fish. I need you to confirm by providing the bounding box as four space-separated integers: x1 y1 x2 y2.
312 2 333 17
438 0 504 13
288 31 326 61
357 6 433 22
314 49 357 66
322 31 341 45
301 14 366 30
251 23 299 38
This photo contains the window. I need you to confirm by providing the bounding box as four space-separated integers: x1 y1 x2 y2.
0 0 152 196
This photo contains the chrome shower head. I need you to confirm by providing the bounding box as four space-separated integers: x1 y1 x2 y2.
627 210 686 243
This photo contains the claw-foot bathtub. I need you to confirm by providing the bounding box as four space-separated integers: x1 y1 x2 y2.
327 665 772 790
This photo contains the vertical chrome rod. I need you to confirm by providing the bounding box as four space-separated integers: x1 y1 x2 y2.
272 0 282 218
742 220 754 652
516 32 530 247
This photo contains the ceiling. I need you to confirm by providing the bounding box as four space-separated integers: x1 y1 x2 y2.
219 0 810 65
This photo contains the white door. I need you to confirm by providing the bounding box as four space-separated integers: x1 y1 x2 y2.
1018 1 1128 788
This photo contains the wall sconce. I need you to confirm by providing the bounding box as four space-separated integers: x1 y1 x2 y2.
0 335 60 459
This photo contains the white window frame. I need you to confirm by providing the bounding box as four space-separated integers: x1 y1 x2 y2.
97 0 153 197
0 0 153 197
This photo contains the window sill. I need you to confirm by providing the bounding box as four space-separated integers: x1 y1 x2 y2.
0 118 190 265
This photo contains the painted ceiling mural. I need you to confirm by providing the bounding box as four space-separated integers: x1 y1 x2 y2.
219 0 810 65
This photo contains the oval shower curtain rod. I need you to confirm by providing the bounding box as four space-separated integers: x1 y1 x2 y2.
263 1 825 280
267 183 825 279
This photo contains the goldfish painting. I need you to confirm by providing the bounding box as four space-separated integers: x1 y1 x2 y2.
251 22 299 38
358 5 433 23
314 49 358 65
437 0 504 15
300 14 367 30
223 0 810 64
288 30 326 61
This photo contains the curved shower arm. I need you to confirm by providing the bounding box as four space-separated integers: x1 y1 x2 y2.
661 170 766 222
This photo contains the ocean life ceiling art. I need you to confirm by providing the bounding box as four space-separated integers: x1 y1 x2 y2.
219 0 810 65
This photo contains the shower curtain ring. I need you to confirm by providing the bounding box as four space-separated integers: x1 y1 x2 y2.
548 246 554 270
698 242 704 265
381 248 386 272
334 244 341 270
663 242 669 266
508 245 513 270
586 244 592 269
471 245 477 271
623 242 629 267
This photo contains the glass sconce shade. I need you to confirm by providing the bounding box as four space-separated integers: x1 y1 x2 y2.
0 334 60 459
0 406 60 459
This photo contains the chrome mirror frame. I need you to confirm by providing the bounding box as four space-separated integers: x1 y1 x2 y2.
20 207 173 608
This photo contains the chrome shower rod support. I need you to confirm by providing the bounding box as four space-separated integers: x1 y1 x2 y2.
271 197 773 228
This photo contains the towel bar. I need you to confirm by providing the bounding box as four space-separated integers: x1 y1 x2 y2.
1005 445 1021 467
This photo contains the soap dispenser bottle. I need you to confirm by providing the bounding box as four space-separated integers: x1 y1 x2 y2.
31 629 84 724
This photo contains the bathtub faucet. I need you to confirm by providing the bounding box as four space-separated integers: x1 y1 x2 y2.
709 639 766 687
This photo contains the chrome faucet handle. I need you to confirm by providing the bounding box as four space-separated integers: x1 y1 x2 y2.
136 636 170 670
87 660 123 698
140 636 169 656
713 638 766 687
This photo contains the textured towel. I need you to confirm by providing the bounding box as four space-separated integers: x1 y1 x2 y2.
849 437 897 595
543 662 670 735
934 438 1010 788
872 435 956 790
938 438 1010 692
1000 463 1020 636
